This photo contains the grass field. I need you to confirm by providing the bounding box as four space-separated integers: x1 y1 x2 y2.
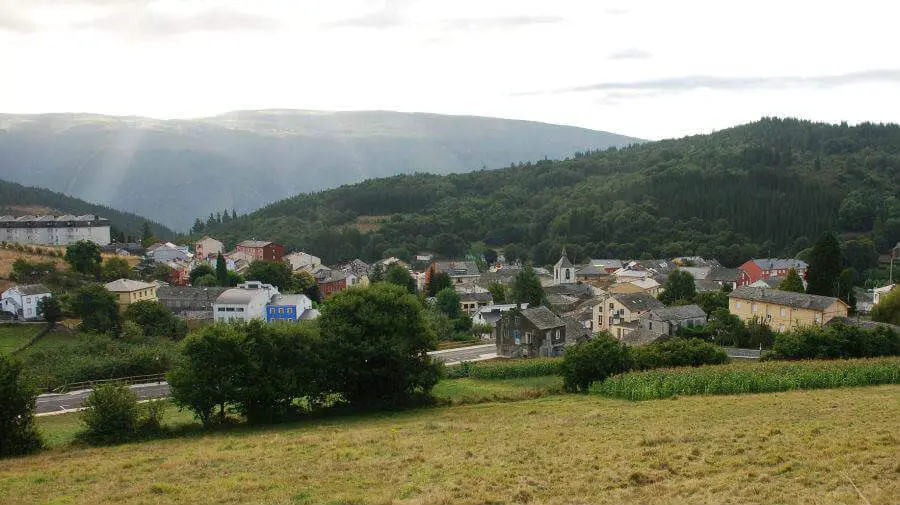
7 385 898 504
0 324 41 354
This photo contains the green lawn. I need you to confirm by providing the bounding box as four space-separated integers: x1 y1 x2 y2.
0 324 41 354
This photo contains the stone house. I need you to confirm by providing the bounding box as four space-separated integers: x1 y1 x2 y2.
496 306 567 358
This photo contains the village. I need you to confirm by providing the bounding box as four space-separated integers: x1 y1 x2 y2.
2 214 897 360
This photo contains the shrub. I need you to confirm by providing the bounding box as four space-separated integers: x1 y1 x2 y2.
631 338 729 370
124 300 188 340
79 383 139 444
0 355 42 457
560 333 631 393
137 399 167 437
766 322 900 360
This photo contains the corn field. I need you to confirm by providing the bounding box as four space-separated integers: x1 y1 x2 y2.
594 358 900 400
444 358 563 380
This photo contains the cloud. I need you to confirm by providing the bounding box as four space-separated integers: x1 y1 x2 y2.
78 6 280 37
607 48 652 60
441 15 563 31
0 5 38 33
521 69 900 96
328 0 414 29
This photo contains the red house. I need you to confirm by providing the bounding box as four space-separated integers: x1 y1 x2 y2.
736 258 808 287
316 270 348 300
235 240 284 262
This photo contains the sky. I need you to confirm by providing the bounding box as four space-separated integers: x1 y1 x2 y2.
2 0 900 140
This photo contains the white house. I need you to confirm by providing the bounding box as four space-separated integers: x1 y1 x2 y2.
1 284 52 321
146 242 193 262
553 249 576 285
873 284 895 306
472 303 528 339
213 281 279 323
194 236 224 260
0 214 110 246
284 251 322 272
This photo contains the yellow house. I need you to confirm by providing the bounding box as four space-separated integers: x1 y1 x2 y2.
728 286 848 332
608 278 661 297
592 292 665 339
104 279 158 310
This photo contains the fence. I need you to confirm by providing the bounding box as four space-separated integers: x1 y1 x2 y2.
48 372 167 394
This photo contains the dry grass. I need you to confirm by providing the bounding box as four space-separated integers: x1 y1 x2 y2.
354 215 392 232
0 249 67 278
4 385 898 504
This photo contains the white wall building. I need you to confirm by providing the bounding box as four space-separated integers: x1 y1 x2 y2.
213 281 279 323
0 215 110 246
284 251 322 271
146 242 192 262
1 284 52 320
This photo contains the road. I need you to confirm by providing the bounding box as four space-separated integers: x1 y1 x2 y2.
35 344 759 415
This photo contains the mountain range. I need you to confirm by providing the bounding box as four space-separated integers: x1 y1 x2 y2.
0 110 641 230
197 118 900 271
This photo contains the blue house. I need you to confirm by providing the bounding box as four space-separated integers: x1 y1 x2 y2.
265 294 313 322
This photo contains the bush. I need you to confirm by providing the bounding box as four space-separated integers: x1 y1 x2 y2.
631 338 729 370
124 300 188 340
595 358 900 400
137 399 167 437
560 333 632 393
766 322 900 360
0 355 42 457
79 383 139 444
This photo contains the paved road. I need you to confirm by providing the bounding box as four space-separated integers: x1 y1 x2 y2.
429 343 497 365
36 382 170 415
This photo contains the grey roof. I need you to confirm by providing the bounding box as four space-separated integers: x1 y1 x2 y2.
12 284 51 296
575 263 608 276
554 248 573 269
825 316 900 333
216 287 269 305
299 308 320 320
621 327 668 347
613 292 665 313
544 283 594 298
238 240 274 248
460 291 493 303
520 306 565 330
646 304 707 323
707 267 741 282
104 279 156 292
270 293 311 307
157 286 228 311
340 259 372 277
434 261 480 276
317 269 348 283
729 286 845 311
694 279 724 293
588 259 623 269
561 315 590 343
751 258 808 270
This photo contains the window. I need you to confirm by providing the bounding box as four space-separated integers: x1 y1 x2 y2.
565 270 570 280
609 302 614 310
648 321 653 330
780 308 786 317
815 315 822 324
278 307 284 314
751 303 758 313
524 332 532 344
217 307 225 312
779 324 785 332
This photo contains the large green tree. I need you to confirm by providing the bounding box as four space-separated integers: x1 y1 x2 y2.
779 267 805 293
189 264 215 285
65 240 102 276
70 284 120 334
36 297 62 324
0 355 42 456
806 232 844 296
124 300 187 340
560 333 632 393
245 260 294 291
215 252 229 286
318 283 439 407
487 282 508 304
512 265 543 307
384 264 417 294
425 269 451 297
435 287 461 319
658 269 697 305
871 288 900 325
100 257 134 282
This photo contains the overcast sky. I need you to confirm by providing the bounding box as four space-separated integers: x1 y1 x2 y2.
2 0 899 139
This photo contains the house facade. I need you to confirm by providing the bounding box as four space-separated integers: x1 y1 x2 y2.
0 214 110 246
146 242 192 262
593 292 665 340
728 286 848 332
266 294 313 322
104 279 158 309
284 251 322 272
236 241 285 262
194 236 224 260
736 259 808 287
496 306 567 358
640 304 707 338
1 284 52 320
430 261 481 285
608 278 661 297
213 281 279 323
472 303 528 338
316 269 348 299
459 291 493 315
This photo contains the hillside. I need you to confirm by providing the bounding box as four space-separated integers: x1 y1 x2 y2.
0 179 173 241
0 111 641 230
6 386 900 504
199 118 900 267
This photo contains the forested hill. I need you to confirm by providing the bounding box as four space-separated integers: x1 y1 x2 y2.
0 110 640 230
0 179 174 241
196 118 900 268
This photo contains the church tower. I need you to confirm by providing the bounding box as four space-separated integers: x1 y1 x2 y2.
553 248 575 285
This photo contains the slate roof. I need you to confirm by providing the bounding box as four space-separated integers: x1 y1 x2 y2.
825 316 900 333
707 267 741 282
729 286 845 311
613 292 665 312
621 327 668 347
562 315 590 344
460 291 493 303
9 284 51 296
238 240 274 248
694 279 725 292
316 269 348 283
433 261 480 276
588 259 623 269
645 304 706 323
520 306 565 330
752 258 808 271
576 263 607 276
544 282 595 298
157 286 228 311
104 279 156 292
340 259 372 277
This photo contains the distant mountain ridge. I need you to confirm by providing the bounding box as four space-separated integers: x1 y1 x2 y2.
0 179 173 240
0 110 642 230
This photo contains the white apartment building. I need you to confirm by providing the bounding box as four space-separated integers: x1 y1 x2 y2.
0 215 111 246
213 281 279 323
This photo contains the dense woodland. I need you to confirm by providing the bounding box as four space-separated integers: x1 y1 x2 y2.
0 179 173 241
195 118 900 271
